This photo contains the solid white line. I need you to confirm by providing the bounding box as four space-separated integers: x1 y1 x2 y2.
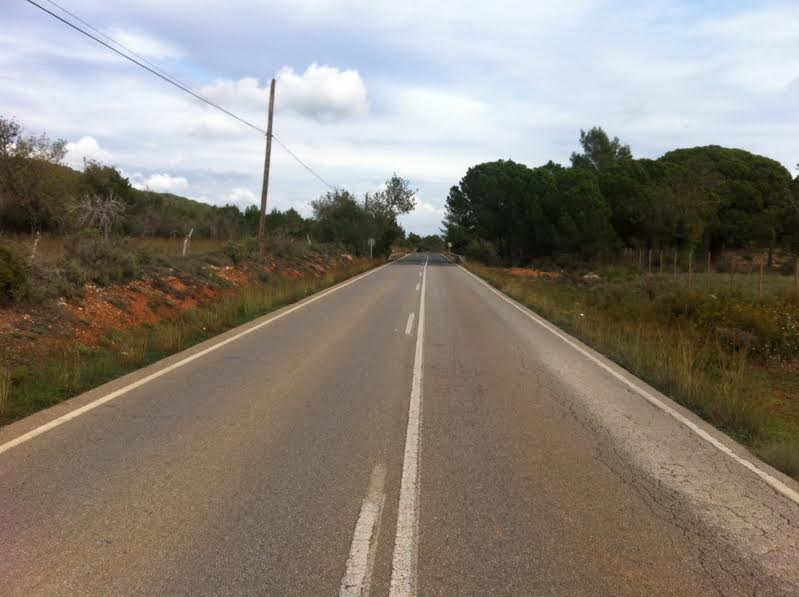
390 255 428 597
0 257 409 458
340 463 387 597
451 258 799 506
404 313 415 336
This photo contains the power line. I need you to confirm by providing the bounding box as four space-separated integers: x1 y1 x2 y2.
272 134 336 191
24 0 266 134
24 0 340 191
42 0 199 100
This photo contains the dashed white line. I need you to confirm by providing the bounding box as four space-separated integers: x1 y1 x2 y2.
390 255 428 596
340 463 387 597
405 313 415 336
415 283 420 292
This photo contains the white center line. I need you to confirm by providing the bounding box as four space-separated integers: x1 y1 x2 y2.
340 464 387 597
390 255 428 596
404 313 415 336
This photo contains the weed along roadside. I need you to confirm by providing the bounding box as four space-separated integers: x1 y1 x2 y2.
0 244 376 426
465 261 799 480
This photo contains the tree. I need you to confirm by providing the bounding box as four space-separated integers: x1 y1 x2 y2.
78 160 134 205
570 127 632 171
311 190 371 253
0 116 68 231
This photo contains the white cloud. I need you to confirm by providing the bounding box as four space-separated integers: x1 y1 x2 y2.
200 64 368 122
277 63 368 120
228 187 258 204
66 136 111 165
131 173 190 192
188 114 247 138
398 200 446 237
107 28 183 60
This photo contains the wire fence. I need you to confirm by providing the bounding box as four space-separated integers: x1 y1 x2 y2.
610 248 799 298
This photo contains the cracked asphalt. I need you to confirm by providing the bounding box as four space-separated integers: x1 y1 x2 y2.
0 253 797 595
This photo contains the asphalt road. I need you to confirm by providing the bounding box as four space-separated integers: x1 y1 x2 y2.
1 252 798 596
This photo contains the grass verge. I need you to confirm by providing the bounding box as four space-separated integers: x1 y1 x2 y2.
2 260 374 425
466 262 799 480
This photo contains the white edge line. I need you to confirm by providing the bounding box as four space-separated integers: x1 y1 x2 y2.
340 463 387 597
448 256 799 506
390 254 427 596
0 256 409 457
404 312 416 336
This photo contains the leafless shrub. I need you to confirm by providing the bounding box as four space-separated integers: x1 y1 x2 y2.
69 191 126 239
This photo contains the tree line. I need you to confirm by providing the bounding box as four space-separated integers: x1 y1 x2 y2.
0 116 418 257
443 127 799 265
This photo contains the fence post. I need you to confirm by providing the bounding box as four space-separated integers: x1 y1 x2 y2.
638 248 643 269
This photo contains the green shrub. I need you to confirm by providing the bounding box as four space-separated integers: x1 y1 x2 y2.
465 238 500 265
0 244 28 304
223 240 252 265
63 230 139 285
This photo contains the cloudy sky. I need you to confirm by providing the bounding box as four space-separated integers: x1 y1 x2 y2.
3 0 798 235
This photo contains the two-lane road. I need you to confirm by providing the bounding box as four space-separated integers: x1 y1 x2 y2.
1 253 798 595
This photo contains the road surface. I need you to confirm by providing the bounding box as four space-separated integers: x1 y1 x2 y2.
1 253 798 596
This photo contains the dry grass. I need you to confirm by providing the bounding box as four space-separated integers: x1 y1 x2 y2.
0 367 9 417
1 233 228 263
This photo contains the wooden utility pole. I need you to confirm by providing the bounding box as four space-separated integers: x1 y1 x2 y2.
258 78 276 255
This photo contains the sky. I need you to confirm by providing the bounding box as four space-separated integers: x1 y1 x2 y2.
2 0 798 235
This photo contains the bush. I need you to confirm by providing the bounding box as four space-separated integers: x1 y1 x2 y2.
0 244 28 304
63 230 139 285
223 238 257 265
465 238 500 265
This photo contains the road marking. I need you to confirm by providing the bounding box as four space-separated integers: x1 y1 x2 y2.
404 313 415 335
0 256 411 458
390 255 427 596
418 271 422 278
415 283 420 291
450 258 799 506
340 463 387 597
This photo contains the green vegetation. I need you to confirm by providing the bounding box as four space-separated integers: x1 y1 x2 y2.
311 173 417 257
468 263 799 479
2 259 372 423
444 127 799 264
0 244 27 304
